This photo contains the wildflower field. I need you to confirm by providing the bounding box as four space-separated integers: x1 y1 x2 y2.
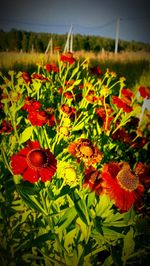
0 51 150 266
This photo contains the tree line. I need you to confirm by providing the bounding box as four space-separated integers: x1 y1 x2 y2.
0 28 150 53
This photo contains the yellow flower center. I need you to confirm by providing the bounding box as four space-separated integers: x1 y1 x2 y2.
79 146 93 157
117 168 139 191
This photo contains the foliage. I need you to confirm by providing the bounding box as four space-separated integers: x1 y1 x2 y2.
0 28 150 53
0 52 150 265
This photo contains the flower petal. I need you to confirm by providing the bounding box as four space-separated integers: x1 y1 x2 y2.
23 167 39 183
11 155 27 174
39 166 56 182
28 141 40 150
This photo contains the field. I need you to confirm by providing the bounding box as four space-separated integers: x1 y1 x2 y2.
0 49 150 265
0 50 150 89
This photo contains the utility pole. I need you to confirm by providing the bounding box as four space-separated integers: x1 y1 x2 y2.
70 30 73 52
64 25 73 53
45 38 53 54
115 17 121 54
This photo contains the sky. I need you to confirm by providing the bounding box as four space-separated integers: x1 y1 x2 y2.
0 0 150 43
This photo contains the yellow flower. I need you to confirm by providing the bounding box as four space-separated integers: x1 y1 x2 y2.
57 161 79 186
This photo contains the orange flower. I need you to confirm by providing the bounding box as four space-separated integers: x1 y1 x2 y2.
85 90 98 103
101 162 144 212
68 138 103 165
63 91 74 99
60 104 76 119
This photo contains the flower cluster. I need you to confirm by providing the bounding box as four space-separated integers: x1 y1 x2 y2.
0 53 150 265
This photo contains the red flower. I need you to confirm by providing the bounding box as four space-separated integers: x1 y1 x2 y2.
112 127 131 144
60 104 76 119
135 162 150 189
57 87 63 94
101 162 144 212
22 97 41 112
60 52 76 65
11 141 57 183
68 138 103 166
121 88 133 105
47 113 55 126
85 90 98 103
0 120 13 134
63 91 74 99
112 96 133 113
139 86 150 99
27 110 48 126
32 73 48 81
121 88 133 98
45 63 59 73
84 166 102 194
96 105 114 131
22 72 32 84
90 66 102 76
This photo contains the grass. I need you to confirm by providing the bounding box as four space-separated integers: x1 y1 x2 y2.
0 50 150 88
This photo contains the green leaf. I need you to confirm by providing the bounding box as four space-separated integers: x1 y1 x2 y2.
64 228 76 251
95 194 113 218
17 182 39 195
102 226 124 240
72 122 85 131
17 185 47 214
56 206 77 232
122 227 135 264
71 190 90 225
76 217 89 239
20 126 33 144
87 191 96 208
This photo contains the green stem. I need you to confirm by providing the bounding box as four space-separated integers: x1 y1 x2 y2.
1 145 13 175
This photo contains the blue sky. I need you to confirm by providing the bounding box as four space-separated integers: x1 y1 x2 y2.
0 0 150 43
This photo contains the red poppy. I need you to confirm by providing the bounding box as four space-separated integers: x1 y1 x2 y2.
11 141 57 183
22 72 32 84
27 110 48 126
101 162 144 212
60 52 76 65
112 96 133 113
22 97 41 112
84 166 102 194
139 86 150 99
68 138 103 166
